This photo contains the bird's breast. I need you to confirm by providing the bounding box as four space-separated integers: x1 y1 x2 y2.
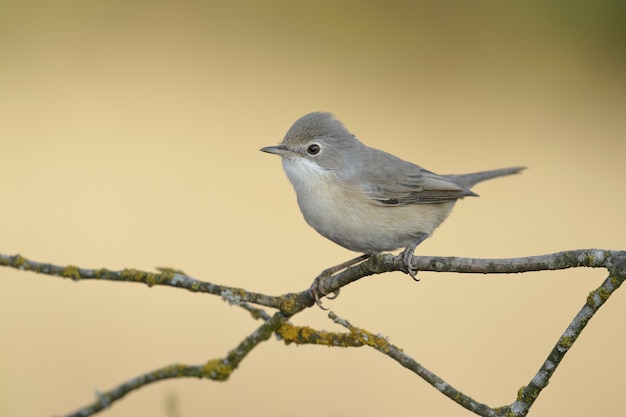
281 157 456 253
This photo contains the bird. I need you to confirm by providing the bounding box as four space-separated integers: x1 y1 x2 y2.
261 112 524 306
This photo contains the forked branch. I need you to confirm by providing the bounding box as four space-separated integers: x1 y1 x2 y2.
1 249 624 417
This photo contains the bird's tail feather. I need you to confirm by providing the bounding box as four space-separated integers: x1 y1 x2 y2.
443 167 526 190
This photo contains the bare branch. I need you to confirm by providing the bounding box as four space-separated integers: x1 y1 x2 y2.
63 363 206 417
2 249 622 313
0 253 294 311
277 313 498 417
507 269 625 416
62 311 290 417
271 250 626 417
316 249 625 297
2 249 625 416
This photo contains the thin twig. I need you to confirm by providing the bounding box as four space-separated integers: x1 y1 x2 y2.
0 253 292 310
62 311 290 417
506 270 625 416
278 313 498 417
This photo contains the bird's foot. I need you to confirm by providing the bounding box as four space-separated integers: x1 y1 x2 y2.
309 272 338 310
309 254 371 309
400 247 420 281
399 233 429 281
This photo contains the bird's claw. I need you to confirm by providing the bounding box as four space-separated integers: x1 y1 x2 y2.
309 274 339 310
399 233 429 281
401 249 420 281
308 254 371 309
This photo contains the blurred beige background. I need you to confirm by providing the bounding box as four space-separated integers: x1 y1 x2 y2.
1 1 624 416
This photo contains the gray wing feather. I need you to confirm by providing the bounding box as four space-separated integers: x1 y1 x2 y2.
357 149 474 206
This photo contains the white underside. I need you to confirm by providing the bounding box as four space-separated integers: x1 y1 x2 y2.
282 157 456 253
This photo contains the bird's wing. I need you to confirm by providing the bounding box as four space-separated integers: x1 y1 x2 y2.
357 150 475 205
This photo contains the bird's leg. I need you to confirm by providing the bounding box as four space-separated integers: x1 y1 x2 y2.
399 233 429 280
310 254 371 309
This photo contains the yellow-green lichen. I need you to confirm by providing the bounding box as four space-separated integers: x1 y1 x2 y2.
120 268 142 281
278 293 298 313
558 336 574 350
11 255 27 269
145 273 157 287
155 267 187 275
351 328 390 353
493 406 511 416
579 314 590 328
61 265 81 281
202 358 232 381
453 391 463 402
161 363 188 375
94 268 112 279
515 386 540 404
597 287 611 303
248 308 264 320
277 321 393 352
277 323 312 344
528 387 540 400
587 290 597 307
610 275 620 287
586 286 610 308
156 270 175 282
119 269 162 287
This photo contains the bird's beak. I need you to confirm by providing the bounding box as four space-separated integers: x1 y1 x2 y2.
260 145 289 155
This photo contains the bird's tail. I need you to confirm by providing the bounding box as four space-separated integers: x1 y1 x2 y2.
443 167 526 190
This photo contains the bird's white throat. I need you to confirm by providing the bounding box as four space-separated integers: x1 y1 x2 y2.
282 157 330 191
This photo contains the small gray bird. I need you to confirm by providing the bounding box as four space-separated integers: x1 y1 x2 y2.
261 112 524 304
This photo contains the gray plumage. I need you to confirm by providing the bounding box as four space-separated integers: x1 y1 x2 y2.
261 112 524 261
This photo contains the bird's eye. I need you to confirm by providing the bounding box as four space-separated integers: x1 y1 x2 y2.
306 144 321 156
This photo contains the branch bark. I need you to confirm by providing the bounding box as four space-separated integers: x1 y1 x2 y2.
1 249 624 417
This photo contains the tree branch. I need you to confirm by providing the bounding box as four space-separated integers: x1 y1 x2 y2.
506 269 625 416
317 249 625 296
63 311 291 417
0 253 297 311
278 255 625 417
277 313 498 417
2 249 622 313
2 249 624 416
